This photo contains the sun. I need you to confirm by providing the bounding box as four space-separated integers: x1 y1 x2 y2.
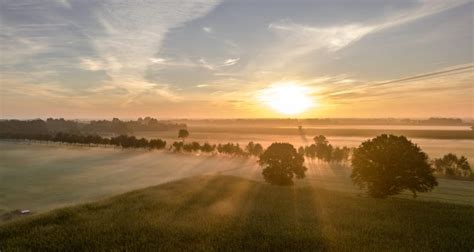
258 82 316 115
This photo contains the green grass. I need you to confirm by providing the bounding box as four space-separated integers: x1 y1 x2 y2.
1 175 473 251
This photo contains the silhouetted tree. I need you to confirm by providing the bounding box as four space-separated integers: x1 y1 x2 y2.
433 153 472 177
351 134 437 198
200 142 216 153
304 144 317 160
149 139 166 149
172 141 184 152
331 147 345 163
313 135 328 145
259 143 307 186
178 129 189 142
183 141 201 152
217 142 245 156
297 146 305 157
246 141 264 157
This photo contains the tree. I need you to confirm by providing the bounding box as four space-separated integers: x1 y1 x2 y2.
316 143 333 162
172 141 183 152
433 153 472 177
259 143 307 186
201 142 215 153
178 129 189 142
351 134 437 198
311 135 333 162
149 139 166 149
246 141 264 157
313 135 328 145
297 146 305 157
331 147 345 163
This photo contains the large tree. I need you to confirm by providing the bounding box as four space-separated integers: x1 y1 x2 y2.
259 143 307 186
351 134 437 198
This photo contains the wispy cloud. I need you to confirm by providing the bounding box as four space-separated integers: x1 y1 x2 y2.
267 0 469 54
202 26 213 33
1 0 221 106
89 0 221 101
319 64 474 102
269 21 374 53
223 58 240 66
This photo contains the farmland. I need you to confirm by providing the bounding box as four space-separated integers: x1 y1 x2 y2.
1 175 473 251
1 139 473 218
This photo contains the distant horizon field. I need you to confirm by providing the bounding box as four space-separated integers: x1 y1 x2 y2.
1 141 473 220
133 126 474 162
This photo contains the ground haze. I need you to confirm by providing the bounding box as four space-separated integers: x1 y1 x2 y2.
1 175 473 251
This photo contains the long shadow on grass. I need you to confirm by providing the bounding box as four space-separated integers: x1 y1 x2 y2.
165 175 328 250
207 179 328 251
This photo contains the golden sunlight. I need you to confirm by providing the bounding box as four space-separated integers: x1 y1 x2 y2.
258 82 317 115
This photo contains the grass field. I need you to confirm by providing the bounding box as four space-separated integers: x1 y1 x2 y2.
1 141 473 219
1 175 473 251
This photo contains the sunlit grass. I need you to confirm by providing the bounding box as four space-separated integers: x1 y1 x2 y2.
1 175 473 251
1 141 473 218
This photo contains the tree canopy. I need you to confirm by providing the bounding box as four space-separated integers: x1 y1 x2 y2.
259 143 307 186
351 134 438 198
433 153 472 177
178 129 189 140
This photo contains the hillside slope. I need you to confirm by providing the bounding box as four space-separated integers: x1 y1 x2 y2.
1 175 473 251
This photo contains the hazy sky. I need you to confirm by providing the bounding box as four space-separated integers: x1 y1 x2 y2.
1 0 473 119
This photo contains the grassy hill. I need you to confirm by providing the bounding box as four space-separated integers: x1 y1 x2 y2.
1 175 473 251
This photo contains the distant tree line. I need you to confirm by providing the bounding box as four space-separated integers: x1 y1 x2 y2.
0 117 186 136
0 132 166 150
173 117 468 127
171 141 263 157
0 131 265 157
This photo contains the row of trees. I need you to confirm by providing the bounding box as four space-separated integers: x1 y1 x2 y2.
0 132 166 150
259 135 441 199
298 135 351 163
260 134 471 199
432 153 472 177
0 130 265 157
0 118 185 136
171 141 263 157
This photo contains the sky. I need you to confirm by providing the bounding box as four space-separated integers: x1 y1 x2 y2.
0 0 473 119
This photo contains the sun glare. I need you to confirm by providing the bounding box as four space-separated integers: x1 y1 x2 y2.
259 82 316 115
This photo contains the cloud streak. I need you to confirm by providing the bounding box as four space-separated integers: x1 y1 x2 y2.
267 0 470 55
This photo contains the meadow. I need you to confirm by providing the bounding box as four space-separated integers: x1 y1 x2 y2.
1 175 473 251
1 123 473 250
1 140 473 219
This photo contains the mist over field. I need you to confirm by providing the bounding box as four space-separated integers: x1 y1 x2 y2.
1 137 473 217
1 0 473 250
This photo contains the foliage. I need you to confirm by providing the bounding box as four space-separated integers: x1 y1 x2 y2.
1 176 473 251
245 141 264 157
0 118 185 136
313 135 329 145
351 134 438 198
0 132 167 150
217 143 246 156
0 131 267 158
302 135 351 164
433 153 472 177
259 143 306 185
178 129 189 140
